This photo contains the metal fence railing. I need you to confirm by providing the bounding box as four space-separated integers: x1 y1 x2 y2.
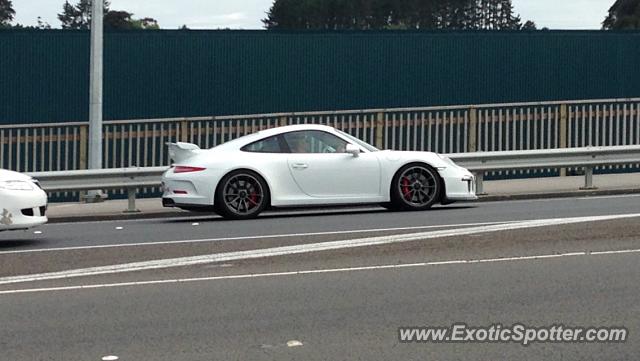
2 98 640 175
28 145 640 211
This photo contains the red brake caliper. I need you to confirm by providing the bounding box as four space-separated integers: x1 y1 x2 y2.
249 191 259 208
401 177 412 200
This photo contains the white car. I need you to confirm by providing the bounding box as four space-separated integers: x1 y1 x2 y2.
0 169 48 231
162 124 477 219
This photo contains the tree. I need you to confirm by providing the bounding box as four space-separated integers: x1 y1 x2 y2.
520 20 537 30
0 0 15 28
263 0 534 30
133 17 159 29
58 0 159 29
603 0 640 29
36 16 52 29
9 17 53 29
104 10 133 29
58 0 110 29
435 0 523 29
104 11 159 29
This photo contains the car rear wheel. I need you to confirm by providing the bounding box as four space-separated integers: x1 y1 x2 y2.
215 170 269 219
389 163 441 211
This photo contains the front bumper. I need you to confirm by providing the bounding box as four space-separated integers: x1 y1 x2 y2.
0 189 48 231
439 168 478 202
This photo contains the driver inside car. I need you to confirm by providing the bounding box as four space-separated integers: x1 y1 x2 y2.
288 133 310 153
286 131 349 153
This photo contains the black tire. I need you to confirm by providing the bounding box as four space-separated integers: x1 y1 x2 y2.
215 170 269 219
389 163 441 211
379 202 395 210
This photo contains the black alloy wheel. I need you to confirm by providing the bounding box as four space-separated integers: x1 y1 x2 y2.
216 170 269 219
390 164 441 211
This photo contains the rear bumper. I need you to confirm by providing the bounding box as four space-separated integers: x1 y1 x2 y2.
161 194 211 208
161 169 217 208
162 197 176 207
162 197 214 212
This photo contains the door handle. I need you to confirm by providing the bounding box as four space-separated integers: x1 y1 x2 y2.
291 163 308 169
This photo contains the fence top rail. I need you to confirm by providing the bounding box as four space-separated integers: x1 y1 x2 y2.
448 145 640 171
27 166 169 179
446 145 640 160
2 97 640 130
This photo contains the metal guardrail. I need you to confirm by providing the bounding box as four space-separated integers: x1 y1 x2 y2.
3 98 640 175
449 145 640 194
28 167 168 212
26 145 640 212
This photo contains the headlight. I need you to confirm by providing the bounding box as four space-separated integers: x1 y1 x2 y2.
0 180 35 191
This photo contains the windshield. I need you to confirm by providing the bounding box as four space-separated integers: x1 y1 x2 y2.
337 130 379 152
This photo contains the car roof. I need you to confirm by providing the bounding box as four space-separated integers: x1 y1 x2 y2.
256 124 336 137
212 124 338 151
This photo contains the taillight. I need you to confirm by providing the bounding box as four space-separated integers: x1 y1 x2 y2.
173 166 206 173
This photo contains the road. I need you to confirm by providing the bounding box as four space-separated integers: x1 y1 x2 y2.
2 194 640 251
0 194 639 360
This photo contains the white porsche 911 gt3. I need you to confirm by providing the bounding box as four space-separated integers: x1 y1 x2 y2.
0 169 48 231
162 124 477 219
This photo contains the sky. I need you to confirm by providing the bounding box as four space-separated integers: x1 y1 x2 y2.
13 0 612 30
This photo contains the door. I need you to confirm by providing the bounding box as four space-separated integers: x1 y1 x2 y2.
283 130 381 198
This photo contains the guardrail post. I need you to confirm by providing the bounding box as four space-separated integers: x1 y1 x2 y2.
79 124 88 170
375 112 384 149
124 187 141 213
559 104 568 176
279 116 288 127
580 166 597 190
78 124 89 201
468 107 477 152
180 119 189 142
474 171 486 196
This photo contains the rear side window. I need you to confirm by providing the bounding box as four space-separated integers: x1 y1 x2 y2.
241 135 284 153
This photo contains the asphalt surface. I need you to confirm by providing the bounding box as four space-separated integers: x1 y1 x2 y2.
1 194 639 360
2 194 640 252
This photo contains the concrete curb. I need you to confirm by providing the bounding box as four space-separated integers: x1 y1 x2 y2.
47 187 640 223
47 211 192 224
477 188 640 202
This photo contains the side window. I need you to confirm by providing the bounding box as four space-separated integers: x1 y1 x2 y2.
241 135 284 153
283 130 349 154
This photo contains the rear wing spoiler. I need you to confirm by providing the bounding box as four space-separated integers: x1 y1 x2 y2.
167 142 201 164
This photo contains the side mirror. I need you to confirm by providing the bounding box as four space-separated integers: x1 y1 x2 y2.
345 144 360 157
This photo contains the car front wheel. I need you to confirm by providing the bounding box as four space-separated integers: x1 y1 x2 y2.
389 163 441 211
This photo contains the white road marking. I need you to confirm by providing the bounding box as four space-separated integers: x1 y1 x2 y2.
577 194 640 200
590 249 640 256
478 193 640 204
101 356 119 361
192 222 200 226
0 213 638 287
287 340 303 347
0 220 515 255
115 227 123 230
33 231 42 234
1 247 639 295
